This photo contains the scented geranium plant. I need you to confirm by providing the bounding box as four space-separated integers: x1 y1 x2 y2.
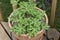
9 0 49 38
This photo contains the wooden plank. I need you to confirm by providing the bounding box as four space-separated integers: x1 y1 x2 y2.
0 24 10 40
0 22 16 40
50 0 57 27
0 22 10 35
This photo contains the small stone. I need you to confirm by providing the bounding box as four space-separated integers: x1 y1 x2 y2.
47 28 60 40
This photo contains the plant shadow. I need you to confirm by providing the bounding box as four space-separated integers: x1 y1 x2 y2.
0 0 13 21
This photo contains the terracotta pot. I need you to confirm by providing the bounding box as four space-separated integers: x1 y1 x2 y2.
8 7 48 40
14 34 29 40
30 30 45 40
12 30 45 40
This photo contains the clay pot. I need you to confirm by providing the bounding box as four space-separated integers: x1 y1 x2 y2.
13 30 45 40
14 34 29 40
8 7 48 40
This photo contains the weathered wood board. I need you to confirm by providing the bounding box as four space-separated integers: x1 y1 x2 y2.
0 22 10 35
0 24 10 40
0 22 16 40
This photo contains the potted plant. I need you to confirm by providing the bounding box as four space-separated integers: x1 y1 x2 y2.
8 0 49 40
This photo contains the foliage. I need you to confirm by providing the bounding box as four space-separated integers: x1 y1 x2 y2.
10 0 34 4
36 0 51 11
9 0 49 38
10 0 51 11
10 0 19 4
